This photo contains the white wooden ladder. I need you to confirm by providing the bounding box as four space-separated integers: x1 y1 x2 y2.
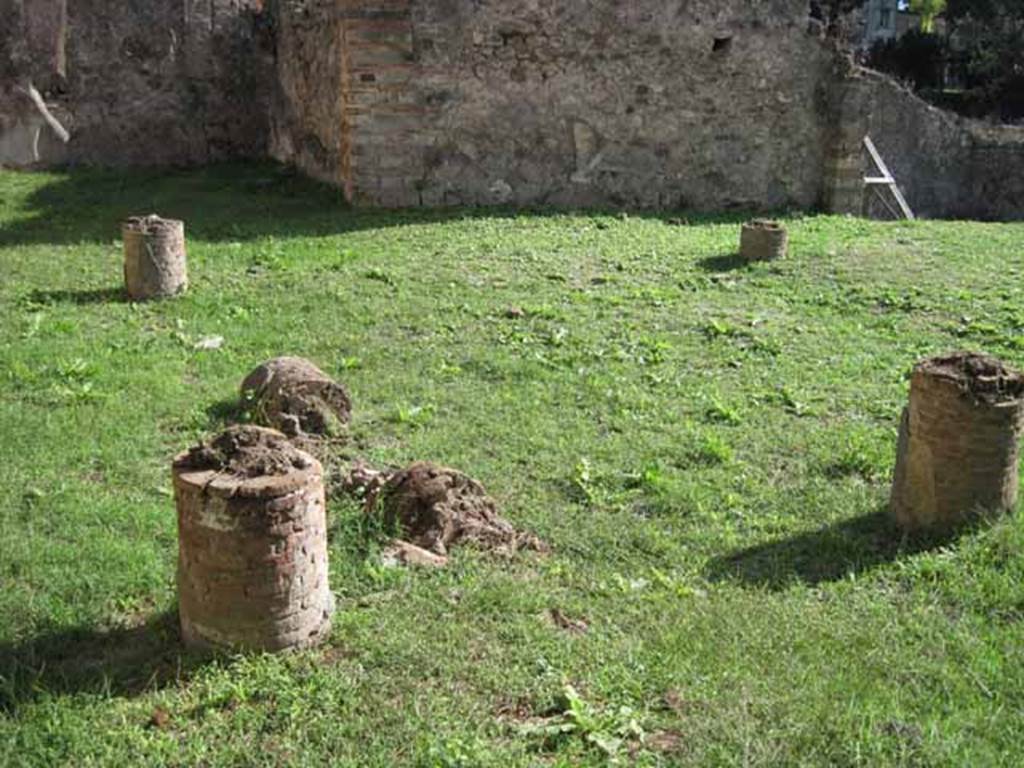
863 135 915 220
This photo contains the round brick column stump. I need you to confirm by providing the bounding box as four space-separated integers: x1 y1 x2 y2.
739 220 788 262
172 427 333 652
122 215 188 300
241 357 352 437
890 352 1024 532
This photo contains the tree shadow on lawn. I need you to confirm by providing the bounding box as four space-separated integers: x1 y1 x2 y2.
0 609 211 714
0 162 759 247
205 396 246 430
705 509 962 590
25 286 126 305
696 252 749 273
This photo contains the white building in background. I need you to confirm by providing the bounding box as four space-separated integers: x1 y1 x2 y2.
863 0 900 46
853 1 928 51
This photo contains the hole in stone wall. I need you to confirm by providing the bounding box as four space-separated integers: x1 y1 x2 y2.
712 36 733 53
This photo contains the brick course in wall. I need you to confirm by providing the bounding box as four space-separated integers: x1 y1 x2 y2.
272 0 437 205
342 0 426 205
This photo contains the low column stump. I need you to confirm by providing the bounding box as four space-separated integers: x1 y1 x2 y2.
241 357 352 437
739 220 788 262
173 426 334 652
122 215 188 300
890 352 1024 531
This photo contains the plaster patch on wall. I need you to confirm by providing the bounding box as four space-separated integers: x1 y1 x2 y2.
570 119 606 184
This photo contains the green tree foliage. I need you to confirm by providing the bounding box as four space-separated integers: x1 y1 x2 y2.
868 29 946 90
868 0 1024 121
910 0 948 32
945 0 1024 120
945 0 1021 23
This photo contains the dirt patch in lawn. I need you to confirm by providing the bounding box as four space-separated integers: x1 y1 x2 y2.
362 461 546 556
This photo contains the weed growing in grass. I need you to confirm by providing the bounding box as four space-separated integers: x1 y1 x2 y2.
516 683 645 760
388 403 436 428
684 430 734 466
704 396 743 426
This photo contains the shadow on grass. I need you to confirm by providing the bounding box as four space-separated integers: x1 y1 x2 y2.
0 161 762 247
705 510 959 589
0 610 210 714
0 163 349 246
205 396 246 430
25 286 126 305
697 252 749 272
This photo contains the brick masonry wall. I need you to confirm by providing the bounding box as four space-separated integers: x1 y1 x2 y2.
271 1 1024 218
343 1 427 206
274 0 840 210
271 0 428 204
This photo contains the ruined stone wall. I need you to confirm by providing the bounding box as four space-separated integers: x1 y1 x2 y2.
5 0 1023 219
66 0 275 166
0 0 274 168
862 71 1024 221
273 0 840 210
0 0 68 166
268 1 1024 217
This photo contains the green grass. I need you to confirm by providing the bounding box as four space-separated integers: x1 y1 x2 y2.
1 163 1024 766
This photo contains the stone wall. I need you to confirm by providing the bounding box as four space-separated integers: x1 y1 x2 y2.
5 0 1024 220
0 0 274 168
272 0 840 210
0 0 69 166
861 71 1024 221
268 0 1024 218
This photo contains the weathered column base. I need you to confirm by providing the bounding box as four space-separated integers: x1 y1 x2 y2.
122 215 188 300
173 426 334 653
890 352 1024 532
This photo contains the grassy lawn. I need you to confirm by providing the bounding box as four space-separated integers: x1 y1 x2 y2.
1 164 1023 766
